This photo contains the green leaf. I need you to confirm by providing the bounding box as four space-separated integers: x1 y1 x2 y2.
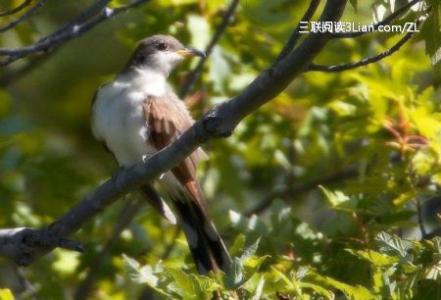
122 254 172 298
209 46 231 93
187 15 210 50
309 272 375 300
375 232 412 259
346 249 399 267
420 1 441 74
319 186 358 211
225 238 267 288
240 238 261 260
230 234 246 257
250 276 265 300
0 289 14 300
167 268 220 299
298 282 335 300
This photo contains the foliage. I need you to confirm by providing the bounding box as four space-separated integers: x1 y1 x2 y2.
0 0 441 299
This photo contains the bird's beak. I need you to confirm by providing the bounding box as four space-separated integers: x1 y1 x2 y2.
176 47 206 58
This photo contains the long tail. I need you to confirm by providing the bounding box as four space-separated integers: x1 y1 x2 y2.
173 199 231 274
139 185 177 224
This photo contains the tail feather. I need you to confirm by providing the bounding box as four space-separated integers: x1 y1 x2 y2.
139 185 177 224
174 200 231 274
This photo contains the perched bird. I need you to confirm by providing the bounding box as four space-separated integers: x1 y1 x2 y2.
91 35 231 274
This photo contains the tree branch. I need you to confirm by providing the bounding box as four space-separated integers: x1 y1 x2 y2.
276 0 321 62
178 0 240 98
416 198 427 239
0 0 151 66
0 51 54 87
307 30 413 72
0 0 32 17
0 0 48 33
245 165 358 216
39 0 110 43
331 0 423 38
74 199 143 300
0 0 347 266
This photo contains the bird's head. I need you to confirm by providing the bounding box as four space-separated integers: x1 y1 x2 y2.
127 35 205 76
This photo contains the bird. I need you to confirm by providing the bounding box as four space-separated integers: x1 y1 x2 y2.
90 35 231 274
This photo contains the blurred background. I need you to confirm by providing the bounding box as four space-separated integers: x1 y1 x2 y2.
0 0 440 299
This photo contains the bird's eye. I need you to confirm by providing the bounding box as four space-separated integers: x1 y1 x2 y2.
157 42 168 51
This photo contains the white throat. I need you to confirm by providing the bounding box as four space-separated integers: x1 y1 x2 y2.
118 67 168 97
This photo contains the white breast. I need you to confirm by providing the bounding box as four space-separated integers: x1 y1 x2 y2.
91 69 166 167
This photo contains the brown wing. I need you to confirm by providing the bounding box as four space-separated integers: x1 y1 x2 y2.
143 95 208 213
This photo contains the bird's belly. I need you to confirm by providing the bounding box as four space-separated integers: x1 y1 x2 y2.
95 98 155 167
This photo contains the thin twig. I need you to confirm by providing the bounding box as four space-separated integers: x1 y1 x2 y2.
245 166 358 216
178 0 240 98
0 51 54 86
39 0 110 43
276 0 321 62
0 0 48 33
331 0 423 38
161 227 181 260
0 0 150 65
74 199 143 300
307 31 413 72
416 198 427 239
0 0 32 17
12 265 39 300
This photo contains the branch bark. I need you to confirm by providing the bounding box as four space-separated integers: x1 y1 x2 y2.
0 0 150 66
0 0 347 266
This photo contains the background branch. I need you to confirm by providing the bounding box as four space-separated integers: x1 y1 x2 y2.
0 0 151 66
276 0 321 62
416 198 427 239
0 0 48 33
0 0 347 266
0 0 32 17
245 165 358 216
307 30 414 72
178 0 240 98
73 199 143 300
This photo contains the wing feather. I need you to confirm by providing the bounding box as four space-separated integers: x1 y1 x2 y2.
143 95 208 212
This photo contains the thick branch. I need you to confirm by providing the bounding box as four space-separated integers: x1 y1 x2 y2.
0 0 150 66
179 0 240 98
307 30 414 72
0 0 347 266
331 0 423 38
